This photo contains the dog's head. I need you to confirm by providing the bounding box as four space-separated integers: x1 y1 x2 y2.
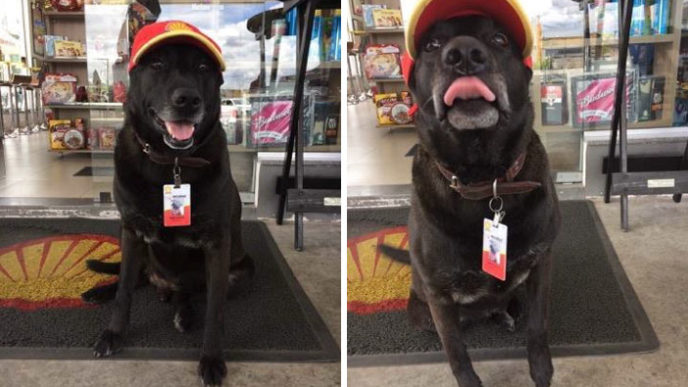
409 16 532 133
127 43 224 151
126 21 225 151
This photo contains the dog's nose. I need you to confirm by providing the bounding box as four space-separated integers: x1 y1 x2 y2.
171 88 202 109
443 37 489 75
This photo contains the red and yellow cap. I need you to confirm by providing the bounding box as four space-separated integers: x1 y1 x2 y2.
128 20 226 72
401 0 533 116
405 0 533 61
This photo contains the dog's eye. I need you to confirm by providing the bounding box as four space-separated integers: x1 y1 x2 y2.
491 33 509 47
150 61 164 71
198 63 209 72
424 38 442 52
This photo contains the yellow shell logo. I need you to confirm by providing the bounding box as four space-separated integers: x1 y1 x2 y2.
0 235 121 310
347 227 411 315
165 22 193 32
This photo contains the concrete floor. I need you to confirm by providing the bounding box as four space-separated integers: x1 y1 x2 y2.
348 196 688 387
0 220 341 387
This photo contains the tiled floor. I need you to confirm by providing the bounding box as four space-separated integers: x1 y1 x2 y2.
0 131 113 199
347 102 416 188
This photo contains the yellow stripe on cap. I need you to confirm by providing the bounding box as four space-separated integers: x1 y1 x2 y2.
405 0 533 60
130 30 226 71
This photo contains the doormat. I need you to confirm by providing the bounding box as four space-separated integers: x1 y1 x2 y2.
347 201 658 366
0 219 339 362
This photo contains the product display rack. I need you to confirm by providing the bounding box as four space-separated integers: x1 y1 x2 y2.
352 0 411 131
31 4 123 154
532 0 684 133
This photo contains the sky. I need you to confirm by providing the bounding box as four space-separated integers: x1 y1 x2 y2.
84 1 311 91
400 0 588 39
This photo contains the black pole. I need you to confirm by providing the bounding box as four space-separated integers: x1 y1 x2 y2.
673 140 688 203
277 4 307 225
604 0 633 203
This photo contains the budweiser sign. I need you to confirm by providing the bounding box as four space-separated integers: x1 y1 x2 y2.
575 78 629 125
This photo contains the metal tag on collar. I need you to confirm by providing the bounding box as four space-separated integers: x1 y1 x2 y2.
450 175 460 190
173 157 182 188
143 143 151 155
489 179 505 225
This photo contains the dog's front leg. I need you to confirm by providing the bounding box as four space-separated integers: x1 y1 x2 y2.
428 300 482 387
93 226 145 357
198 236 231 386
526 250 554 387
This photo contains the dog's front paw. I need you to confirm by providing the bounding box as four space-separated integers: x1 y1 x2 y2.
528 343 553 387
198 355 227 387
93 329 123 358
455 370 483 387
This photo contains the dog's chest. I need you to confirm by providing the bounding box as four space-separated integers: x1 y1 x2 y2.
429 262 532 307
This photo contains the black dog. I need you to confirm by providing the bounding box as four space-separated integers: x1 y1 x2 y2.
90 43 253 387
397 16 561 387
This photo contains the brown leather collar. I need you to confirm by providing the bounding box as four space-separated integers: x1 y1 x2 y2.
434 152 542 200
133 132 211 168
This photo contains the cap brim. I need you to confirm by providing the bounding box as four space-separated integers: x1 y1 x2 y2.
405 0 533 60
129 30 226 72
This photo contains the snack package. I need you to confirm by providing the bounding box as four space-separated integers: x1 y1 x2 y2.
375 92 414 125
51 0 83 11
374 93 400 125
49 119 72 150
42 73 77 104
363 44 402 79
362 4 385 27
85 127 99 150
44 35 65 57
99 127 117 150
63 128 85 149
113 81 127 103
54 40 85 57
372 9 403 28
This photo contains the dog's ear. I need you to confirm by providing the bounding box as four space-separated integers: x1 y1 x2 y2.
401 52 416 92
524 65 533 82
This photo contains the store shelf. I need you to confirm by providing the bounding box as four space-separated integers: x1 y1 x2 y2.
44 11 85 19
542 34 675 49
230 144 341 153
373 78 404 83
45 103 123 110
34 56 88 64
49 149 113 154
368 27 404 34
377 123 415 130
313 61 341 70
537 126 582 134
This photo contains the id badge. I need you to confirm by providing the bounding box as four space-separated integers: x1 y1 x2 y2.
163 184 191 227
482 218 508 281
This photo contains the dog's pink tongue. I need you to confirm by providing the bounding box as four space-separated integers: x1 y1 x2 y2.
443 77 496 106
164 121 194 141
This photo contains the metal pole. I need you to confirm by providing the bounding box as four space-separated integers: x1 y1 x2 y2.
605 0 632 204
673 139 688 203
22 87 30 133
616 0 633 230
0 86 5 140
277 6 306 226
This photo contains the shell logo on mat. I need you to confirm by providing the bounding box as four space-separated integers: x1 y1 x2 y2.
0 235 121 310
347 226 412 315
